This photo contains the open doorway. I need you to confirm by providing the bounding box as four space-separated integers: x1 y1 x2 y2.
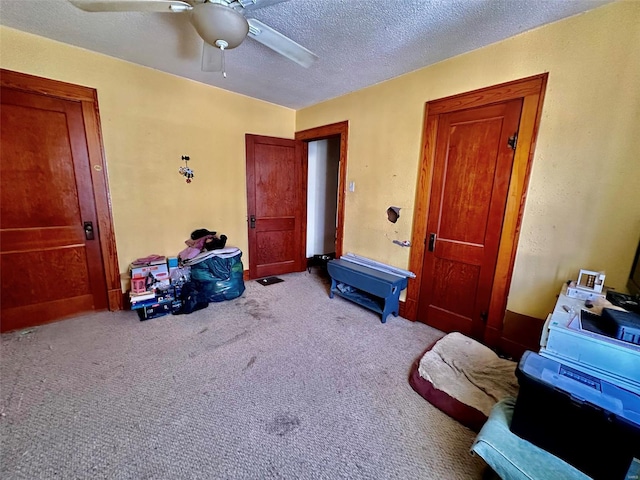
306 137 340 264
296 121 349 267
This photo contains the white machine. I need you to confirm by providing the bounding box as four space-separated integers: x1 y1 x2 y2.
539 283 640 395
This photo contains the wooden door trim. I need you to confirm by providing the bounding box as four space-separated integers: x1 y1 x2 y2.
406 74 548 347
295 121 348 259
425 76 546 115
300 140 309 267
1 69 122 310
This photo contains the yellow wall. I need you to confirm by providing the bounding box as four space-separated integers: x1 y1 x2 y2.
2 1 639 318
0 26 295 289
296 1 640 319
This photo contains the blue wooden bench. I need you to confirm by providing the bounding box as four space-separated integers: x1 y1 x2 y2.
327 259 408 323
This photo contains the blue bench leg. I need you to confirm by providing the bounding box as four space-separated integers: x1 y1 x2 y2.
329 278 336 298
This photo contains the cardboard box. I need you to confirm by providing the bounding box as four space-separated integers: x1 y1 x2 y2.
129 294 159 310
130 263 169 279
137 299 172 321
130 263 170 290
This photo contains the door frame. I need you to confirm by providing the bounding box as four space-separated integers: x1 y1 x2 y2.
295 121 349 259
405 74 548 346
1 69 122 310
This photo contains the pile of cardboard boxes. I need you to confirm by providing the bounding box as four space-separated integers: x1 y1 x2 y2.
129 256 185 320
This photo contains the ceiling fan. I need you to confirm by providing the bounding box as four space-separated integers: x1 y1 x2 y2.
69 0 318 76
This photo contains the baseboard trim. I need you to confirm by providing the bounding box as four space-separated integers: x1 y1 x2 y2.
399 300 408 319
109 289 123 311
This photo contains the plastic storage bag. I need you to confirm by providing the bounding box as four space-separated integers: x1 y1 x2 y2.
189 251 245 302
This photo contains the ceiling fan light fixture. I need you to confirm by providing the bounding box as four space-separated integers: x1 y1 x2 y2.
190 3 249 49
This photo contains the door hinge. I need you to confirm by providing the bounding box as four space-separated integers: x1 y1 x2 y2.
480 311 488 324
507 133 518 150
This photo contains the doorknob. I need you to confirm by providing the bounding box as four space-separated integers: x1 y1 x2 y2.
83 221 95 240
250 215 256 229
428 233 436 252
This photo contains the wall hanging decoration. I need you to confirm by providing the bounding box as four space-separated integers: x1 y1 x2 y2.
178 155 194 183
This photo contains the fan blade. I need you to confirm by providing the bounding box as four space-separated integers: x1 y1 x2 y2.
69 0 192 12
231 0 289 13
247 18 317 68
201 42 223 72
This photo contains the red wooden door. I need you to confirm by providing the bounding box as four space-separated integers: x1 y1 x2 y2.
418 99 523 339
245 134 305 279
1 87 108 331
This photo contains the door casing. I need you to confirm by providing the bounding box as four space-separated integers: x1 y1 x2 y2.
296 121 349 260
405 74 548 347
0 69 121 325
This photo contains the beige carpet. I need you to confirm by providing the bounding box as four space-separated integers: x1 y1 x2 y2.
1 270 486 479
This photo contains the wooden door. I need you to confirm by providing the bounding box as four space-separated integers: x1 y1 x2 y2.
245 134 305 279
417 99 523 339
1 87 108 331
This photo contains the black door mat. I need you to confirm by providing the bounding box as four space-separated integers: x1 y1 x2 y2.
256 276 284 286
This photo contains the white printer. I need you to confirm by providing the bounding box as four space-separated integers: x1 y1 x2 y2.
539 283 640 395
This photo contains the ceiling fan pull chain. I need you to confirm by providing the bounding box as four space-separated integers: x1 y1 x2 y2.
221 46 226 78
215 39 228 78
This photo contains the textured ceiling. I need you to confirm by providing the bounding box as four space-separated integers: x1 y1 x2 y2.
0 0 612 109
